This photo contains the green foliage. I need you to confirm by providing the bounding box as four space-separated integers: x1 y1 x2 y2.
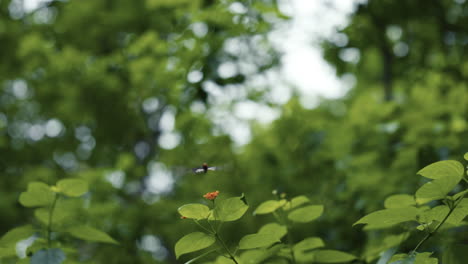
66 225 119 244
213 196 249 222
355 157 468 262
175 192 355 263
175 232 216 259
287 205 324 223
56 179 89 197
19 182 56 207
179 204 211 220
0 178 117 262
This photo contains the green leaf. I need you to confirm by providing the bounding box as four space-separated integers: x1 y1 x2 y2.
287 205 323 223
253 200 285 215
67 225 118 244
31 248 66 264
389 254 415 264
0 225 35 246
258 223 287 240
353 208 419 229
34 199 78 227
421 199 468 226
417 160 463 180
0 225 35 258
57 178 88 197
313 249 357 263
464 153 468 161
19 182 55 207
363 233 409 261
414 252 438 264
214 196 249 222
178 204 210 220
390 252 437 264
238 233 280 249
293 237 325 261
283 196 310 211
175 232 215 259
415 176 460 204
452 190 468 201
384 194 415 209
239 245 283 264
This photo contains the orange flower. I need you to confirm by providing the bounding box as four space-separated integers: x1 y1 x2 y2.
203 190 220 200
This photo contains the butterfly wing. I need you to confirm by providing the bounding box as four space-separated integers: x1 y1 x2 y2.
192 167 204 174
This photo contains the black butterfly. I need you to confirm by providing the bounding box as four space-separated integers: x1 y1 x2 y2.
192 163 218 174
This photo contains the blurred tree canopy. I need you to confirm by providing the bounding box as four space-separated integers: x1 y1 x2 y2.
1 0 467 263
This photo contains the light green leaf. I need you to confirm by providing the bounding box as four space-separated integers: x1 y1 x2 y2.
464 153 468 161
283 196 310 211
384 194 415 209
19 182 55 207
287 205 323 223
214 196 249 222
253 200 285 215
31 248 66 264
57 178 88 197
293 237 325 257
178 204 210 220
313 249 357 263
415 176 460 204
67 225 118 244
175 232 215 259
258 223 287 240
238 233 280 249
417 160 463 180
353 208 419 229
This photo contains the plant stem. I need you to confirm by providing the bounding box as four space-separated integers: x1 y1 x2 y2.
47 194 59 248
215 233 239 264
411 194 466 255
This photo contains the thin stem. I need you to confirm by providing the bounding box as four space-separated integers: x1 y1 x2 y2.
194 220 213 234
215 233 239 264
411 193 466 254
47 194 59 248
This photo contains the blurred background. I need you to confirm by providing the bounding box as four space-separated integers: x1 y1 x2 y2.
1 0 468 263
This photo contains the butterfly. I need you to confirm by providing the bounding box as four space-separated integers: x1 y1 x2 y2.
192 163 218 174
